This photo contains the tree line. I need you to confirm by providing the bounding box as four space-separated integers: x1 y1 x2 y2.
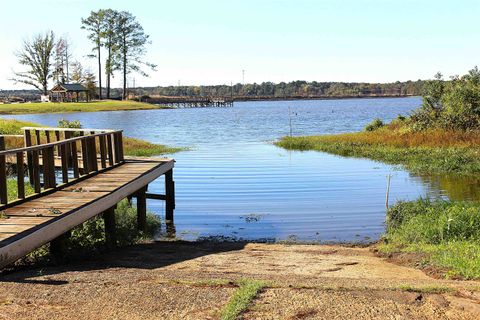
10 9 154 100
114 80 424 99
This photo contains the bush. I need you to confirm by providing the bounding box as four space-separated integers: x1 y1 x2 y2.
364 118 384 131
412 67 480 131
58 118 82 129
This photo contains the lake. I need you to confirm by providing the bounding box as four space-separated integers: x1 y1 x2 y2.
3 97 467 243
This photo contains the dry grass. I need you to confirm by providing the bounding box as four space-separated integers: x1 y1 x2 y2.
310 124 480 149
276 123 480 175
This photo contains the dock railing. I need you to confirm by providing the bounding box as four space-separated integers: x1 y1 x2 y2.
0 127 124 210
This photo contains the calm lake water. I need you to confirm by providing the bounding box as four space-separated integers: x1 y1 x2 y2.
3 97 470 242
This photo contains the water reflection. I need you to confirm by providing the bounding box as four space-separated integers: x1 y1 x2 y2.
413 173 480 202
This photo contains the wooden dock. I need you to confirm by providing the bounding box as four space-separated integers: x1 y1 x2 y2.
0 127 175 269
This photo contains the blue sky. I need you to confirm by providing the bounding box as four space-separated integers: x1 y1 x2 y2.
0 0 479 89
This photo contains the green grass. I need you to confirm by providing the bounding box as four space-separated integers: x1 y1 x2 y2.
0 100 169 115
220 279 267 320
0 118 41 134
378 199 480 280
7 179 34 202
123 137 185 157
397 284 453 294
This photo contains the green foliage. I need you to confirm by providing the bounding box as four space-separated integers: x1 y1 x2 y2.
0 119 39 134
365 118 384 131
412 67 480 130
380 199 480 279
11 31 56 94
58 118 82 129
7 179 35 202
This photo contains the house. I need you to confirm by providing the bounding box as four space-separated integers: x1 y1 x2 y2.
50 83 90 102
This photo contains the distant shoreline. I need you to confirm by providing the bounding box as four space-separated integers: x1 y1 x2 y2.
232 95 420 102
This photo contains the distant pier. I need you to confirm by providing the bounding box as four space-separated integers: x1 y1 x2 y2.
142 96 234 108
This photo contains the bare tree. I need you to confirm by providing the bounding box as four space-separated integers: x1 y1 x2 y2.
53 36 73 84
11 31 56 95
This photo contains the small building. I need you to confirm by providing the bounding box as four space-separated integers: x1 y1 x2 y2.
50 83 90 102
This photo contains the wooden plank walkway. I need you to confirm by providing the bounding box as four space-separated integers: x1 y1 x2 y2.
0 128 176 269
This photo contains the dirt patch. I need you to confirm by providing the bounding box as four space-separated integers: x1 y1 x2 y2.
243 288 477 319
1 242 479 319
375 249 454 280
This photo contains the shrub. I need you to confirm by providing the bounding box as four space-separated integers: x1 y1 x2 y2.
364 118 384 131
58 118 82 129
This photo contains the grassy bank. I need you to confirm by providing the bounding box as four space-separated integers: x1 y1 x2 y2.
0 100 169 115
0 118 184 157
379 199 480 280
275 125 480 175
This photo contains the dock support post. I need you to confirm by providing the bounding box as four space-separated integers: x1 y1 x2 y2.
165 169 175 222
136 186 147 232
50 231 70 261
103 205 117 248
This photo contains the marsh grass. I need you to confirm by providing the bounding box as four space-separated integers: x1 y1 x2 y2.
275 125 480 175
122 137 186 157
0 100 168 115
379 199 480 279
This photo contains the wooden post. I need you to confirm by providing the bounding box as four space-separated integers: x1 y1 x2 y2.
16 152 25 199
136 186 147 232
165 169 175 222
24 130 34 185
0 137 7 205
50 231 70 261
103 205 117 248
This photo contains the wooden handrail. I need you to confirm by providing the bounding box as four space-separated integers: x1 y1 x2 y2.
0 135 24 138
21 127 116 133
0 130 122 156
0 127 125 209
